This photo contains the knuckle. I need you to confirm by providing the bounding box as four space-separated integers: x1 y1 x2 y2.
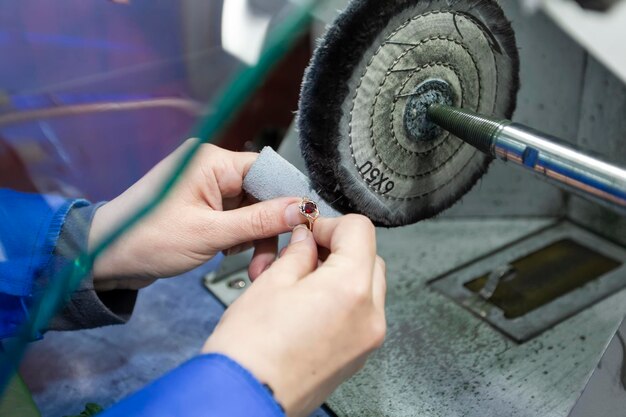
249 208 275 237
197 143 220 162
200 143 219 153
344 282 370 305
369 316 387 349
375 256 386 272
375 272 387 296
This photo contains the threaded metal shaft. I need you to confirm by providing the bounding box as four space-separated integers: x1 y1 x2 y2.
426 104 507 155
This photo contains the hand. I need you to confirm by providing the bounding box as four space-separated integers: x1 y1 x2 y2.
203 215 387 417
89 139 306 291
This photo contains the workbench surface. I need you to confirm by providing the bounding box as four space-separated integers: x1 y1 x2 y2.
21 218 626 417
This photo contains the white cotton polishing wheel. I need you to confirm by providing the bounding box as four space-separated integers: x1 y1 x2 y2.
298 0 520 227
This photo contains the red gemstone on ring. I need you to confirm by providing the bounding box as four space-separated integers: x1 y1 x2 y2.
302 201 318 216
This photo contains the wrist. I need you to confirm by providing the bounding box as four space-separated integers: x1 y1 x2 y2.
89 202 129 285
89 201 164 291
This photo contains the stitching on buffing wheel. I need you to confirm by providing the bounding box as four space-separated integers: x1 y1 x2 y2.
370 63 468 180
388 61 464 157
361 36 482 180
352 43 481 177
402 10 501 111
379 63 466 178
347 11 494 200
365 147 479 202
458 12 501 112
347 11 439 146
444 11 502 113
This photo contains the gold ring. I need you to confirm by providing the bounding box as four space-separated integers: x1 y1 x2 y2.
299 197 320 231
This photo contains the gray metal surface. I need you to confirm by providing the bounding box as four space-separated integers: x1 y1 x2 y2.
327 218 626 417
568 318 626 417
431 222 626 342
204 271 252 307
204 234 290 305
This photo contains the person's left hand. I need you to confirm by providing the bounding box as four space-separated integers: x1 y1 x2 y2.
89 139 306 291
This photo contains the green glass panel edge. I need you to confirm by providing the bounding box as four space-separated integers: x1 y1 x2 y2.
0 373 40 417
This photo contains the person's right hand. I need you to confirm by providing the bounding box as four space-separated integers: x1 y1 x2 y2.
203 214 387 417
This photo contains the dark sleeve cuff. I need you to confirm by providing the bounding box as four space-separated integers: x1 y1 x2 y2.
47 203 138 331
99 354 286 417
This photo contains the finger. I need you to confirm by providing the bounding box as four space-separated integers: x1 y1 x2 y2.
372 256 387 313
223 242 254 256
248 236 278 281
265 225 318 284
313 215 377 274
214 198 307 249
209 147 258 199
191 146 258 210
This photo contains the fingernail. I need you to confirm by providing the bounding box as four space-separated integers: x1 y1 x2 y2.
290 224 310 244
284 203 304 228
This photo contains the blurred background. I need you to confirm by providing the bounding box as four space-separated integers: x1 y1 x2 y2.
0 0 311 202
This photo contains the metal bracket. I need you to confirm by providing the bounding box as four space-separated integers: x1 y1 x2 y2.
203 234 292 306
430 221 626 342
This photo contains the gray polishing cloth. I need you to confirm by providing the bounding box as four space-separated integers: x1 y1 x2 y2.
243 147 342 218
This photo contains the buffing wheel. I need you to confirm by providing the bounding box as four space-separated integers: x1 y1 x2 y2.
298 0 519 227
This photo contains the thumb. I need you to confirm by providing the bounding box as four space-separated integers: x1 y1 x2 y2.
265 225 318 284
214 198 306 249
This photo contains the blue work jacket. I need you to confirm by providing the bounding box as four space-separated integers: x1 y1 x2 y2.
0 189 284 417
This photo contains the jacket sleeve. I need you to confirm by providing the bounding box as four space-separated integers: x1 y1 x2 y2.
99 354 286 417
46 202 138 331
0 189 137 339
0 189 81 339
